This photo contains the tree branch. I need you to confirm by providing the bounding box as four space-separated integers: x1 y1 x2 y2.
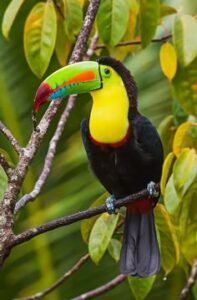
15 254 90 300
15 32 99 214
95 34 172 50
0 121 22 155
73 274 127 300
179 260 197 300
11 184 159 247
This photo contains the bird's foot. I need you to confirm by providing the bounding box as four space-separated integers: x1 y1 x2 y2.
147 181 159 198
105 195 117 214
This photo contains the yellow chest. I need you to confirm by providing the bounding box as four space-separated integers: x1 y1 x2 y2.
89 85 129 144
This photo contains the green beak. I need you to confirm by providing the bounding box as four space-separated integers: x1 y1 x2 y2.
34 61 101 112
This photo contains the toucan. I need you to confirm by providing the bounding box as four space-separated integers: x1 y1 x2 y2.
34 57 163 277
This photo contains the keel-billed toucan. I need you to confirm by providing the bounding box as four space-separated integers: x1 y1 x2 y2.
34 57 163 277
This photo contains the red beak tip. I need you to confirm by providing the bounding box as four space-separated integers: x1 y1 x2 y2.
33 82 52 112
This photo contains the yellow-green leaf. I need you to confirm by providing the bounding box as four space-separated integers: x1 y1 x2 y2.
155 204 180 274
181 223 197 265
173 148 197 195
173 15 197 67
173 122 197 157
160 4 177 18
164 175 181 216
160 42 177 80
2 0 26 39
158 115 175 157
139 0 160 48
81 192 108 244
108 238 121 262
172 58 197 117
128 276 156 300
110 5 138 60
24 1 57 78
88 212 119 264
55 19 73 66
96 0 130 47
0 166 8 201
160 152 175 195
64 0 83 40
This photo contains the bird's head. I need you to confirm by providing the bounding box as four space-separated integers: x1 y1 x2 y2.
34 57 137 113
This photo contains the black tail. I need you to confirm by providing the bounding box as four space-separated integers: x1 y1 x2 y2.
120 210 160 277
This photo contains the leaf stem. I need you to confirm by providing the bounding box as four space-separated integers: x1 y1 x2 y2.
95 34 172 49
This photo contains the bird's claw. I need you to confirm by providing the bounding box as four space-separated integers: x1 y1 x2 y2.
105 195 117 214
147 181 159 198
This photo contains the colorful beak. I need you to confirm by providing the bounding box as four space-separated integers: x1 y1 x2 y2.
34 61 102 112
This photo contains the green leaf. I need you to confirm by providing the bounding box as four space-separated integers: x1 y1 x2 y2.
179 184 197 234
2 0 26 39
172 58 197 117
96 0 130 47
172 100 188 127
173 148 197 195
173 15 197 67
0 166 8 201
139 0 160 48
55 19 72 66
81 192 108 244
155 204 180 274
181 223 197 265
108 238 121 262
158 115 175 157
24 1 57 77
164 175 181 216
160 152 175 195
160 4 177 18
110 5 138 60
64 0 83 40
128 276 156 300
88 212 119 264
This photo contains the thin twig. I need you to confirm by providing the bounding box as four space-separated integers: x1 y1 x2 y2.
11 184 159 247
179 260 197 300
15 254 90 300
73 274 127 300
95 34 172 50
0 153 13 177
53 0 64 19
0 121 22 155
15 32 99 214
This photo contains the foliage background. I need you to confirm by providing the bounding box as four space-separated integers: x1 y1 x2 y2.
0 0 196 299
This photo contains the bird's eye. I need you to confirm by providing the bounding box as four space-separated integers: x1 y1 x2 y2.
103 68 111 78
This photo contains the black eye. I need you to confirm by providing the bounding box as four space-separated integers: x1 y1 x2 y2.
103 68 111 77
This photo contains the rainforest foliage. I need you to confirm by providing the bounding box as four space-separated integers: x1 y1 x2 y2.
0 0 197 299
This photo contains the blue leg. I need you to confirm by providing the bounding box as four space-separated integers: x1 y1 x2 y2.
147 181 159 198
105 194 116 214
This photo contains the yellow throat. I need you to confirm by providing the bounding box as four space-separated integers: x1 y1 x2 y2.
89 72 129 144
